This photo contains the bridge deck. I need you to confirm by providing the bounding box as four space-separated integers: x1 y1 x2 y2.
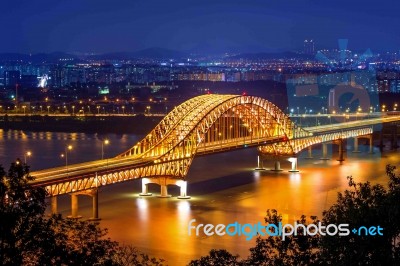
30 115 400 189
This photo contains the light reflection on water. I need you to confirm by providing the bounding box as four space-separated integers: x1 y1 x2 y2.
0 129 398 265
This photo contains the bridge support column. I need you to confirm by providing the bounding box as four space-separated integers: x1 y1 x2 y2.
255 155 266 170
320 143 329 160
139 178 152 196
337 140 345 162
158 177 171 198
288 157 299 172
51 196 58 214
88 189 100 221
369 135 374 154
270 161 282 172
177 180 191 199
352 137 361 153
305 146 313 159
67 194 82 219
378 130 385 149
391 125 399 150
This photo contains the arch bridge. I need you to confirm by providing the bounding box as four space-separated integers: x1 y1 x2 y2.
30 94 400 219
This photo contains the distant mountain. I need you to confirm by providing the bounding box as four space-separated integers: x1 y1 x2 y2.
0 49 313 63
133 47 188 59
0 52 78 63
90 48 189 60
229 51 312 60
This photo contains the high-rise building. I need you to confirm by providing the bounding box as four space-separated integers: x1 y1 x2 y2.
304 40 315 55
4 70 20 87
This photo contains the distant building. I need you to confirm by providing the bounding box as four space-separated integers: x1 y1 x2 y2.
4 70 20 87
304 40 315 55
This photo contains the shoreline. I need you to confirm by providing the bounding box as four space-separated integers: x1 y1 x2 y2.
0 114 162 134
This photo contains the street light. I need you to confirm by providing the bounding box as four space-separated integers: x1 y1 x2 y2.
61 145 73 174
72 106 75 115
24 151 32 164
22 105 26 115
101 139 109 160
47 106 50 115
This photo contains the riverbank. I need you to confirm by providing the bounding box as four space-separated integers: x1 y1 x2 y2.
0 114 162 134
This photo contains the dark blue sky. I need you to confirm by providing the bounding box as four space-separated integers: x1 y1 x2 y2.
1 0 399 53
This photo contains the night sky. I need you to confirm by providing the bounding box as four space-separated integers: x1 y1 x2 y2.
1 0 399 54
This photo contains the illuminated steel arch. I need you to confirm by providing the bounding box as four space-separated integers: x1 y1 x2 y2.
118 94 312 179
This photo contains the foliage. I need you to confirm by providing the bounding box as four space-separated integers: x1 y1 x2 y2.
244 210 320 266
0 159 47 265
188 249 240 266
319 165 400 265
113 245 166 266
0 160 165 266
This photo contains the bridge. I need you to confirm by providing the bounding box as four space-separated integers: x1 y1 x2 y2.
30 94 400 219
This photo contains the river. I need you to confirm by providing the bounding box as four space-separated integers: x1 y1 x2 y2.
0 129 397 265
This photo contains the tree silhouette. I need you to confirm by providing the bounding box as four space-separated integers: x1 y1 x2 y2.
0 160 164 266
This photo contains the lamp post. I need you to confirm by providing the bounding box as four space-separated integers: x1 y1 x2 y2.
61 145 73 174
72 106 75 116
101 139 109 160
24 151 32 164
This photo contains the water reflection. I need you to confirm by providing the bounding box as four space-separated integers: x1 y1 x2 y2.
0 129 142 170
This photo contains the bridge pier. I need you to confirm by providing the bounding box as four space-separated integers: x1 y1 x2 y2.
255 155 266 170
270 161 282 171
90 189 100 221
138 177 191 199
368 135 374 154
177 180 191 199
337 139 345 162
67 194 82 219
352 137 361 153
139 178 152 196
67 189 100 220
305 146 313 159
51 196 58 214
156 177 172 198
378 130 385 149
320 143 329 160
391 125 399 150
288 157 299 172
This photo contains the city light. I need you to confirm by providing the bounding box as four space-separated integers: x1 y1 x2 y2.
24 151 32 164
102 139 110 160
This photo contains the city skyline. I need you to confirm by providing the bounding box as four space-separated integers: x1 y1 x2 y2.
1 0 400 54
